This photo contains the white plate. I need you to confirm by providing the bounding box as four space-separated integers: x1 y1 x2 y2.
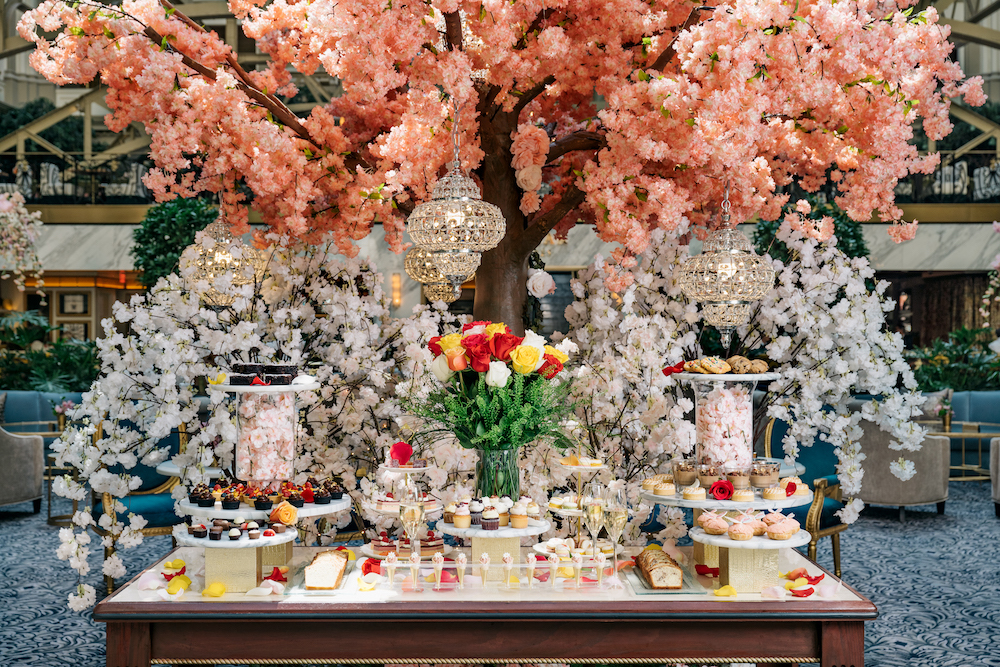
210 381 320 393
179 497 351 521
547 505 584 517
436 518 551 539
671 371 781 382
174 528 297 550
639 490 814 511
380 465 436 474
360 501 442 517
531 542 624 556
360 543 455 560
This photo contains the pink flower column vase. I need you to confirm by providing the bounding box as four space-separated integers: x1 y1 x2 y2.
693 379 757 468
235 392 297 482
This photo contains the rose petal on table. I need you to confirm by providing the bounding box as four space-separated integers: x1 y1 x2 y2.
162 566 186 581
785 577 808 590
790 586 815 598
245 586 274 597
138 571 166 590
761 585 788 600
156 588 185 601
663 545 685 563
816 581 842 599
262 579 285 595
163 558 186 570
264 566 287 582
166 575 191 595
714 585 738 597
696 564 720 577
784 567 808 581
201 582 226 597
805 573 825 586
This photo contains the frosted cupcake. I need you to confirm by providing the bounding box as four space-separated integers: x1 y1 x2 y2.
510 503 528 529
481 508 500 531
469 500 485 525
452 505 472 528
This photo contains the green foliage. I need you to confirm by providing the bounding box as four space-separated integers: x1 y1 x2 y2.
406 370 574 452
0 98 103 153
0 310 53 350
132 197 217 288
907 326 1000 392
753 193 869 264
0 310 100 392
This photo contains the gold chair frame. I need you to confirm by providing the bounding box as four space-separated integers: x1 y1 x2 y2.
1 416 74 525
763 419 847 578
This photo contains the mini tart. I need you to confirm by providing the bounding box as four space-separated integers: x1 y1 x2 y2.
731 488 755 502
793 483 811 496
654 482 676 496
682 485 706 500
728 523 754 541
641 478 658 491
762 486 786 500
780 476 802 490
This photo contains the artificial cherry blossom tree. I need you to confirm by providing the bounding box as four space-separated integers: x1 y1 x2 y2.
19 0 983 331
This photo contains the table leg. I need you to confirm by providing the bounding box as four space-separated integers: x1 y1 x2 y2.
821 620 864 667
106 621 150 667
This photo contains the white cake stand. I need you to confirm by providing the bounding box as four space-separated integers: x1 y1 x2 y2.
178 497 352 522
671 371 781 383
360 501 442 517
437 519 551 581
688 526 811 594
175 527 298 593
212 380 320 393
155 461 225 478
639 489 814 512
175 527 298 550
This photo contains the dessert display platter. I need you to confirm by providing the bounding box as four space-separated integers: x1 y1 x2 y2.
154 460 225 478
174 527 298 550
213 380 321 393
361 500 442 517
689 526 812 550
178 497 352 521
639 489 814 511
672 371 782 383
360 543 456 560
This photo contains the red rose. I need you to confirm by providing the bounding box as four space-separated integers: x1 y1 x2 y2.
489 332 524 361
428 336 443 356
462 320 491 333
462 333 492 373
695 564 720 577
390 441 413 466
790 587 814 598
709 479 735 500
538 353 564 379
785 482 796 497
301 487 315 503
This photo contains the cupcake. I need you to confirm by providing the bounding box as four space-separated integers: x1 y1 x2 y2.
312 486 332 504
469 500 485 526
497 508 510 527
526 501 541 518
763 485 785 500
702 514 729 535
192 525 208 538
682 484 706 500
654 482 676 497
481 508 500 530
443 502 458 523
731 488 755 502
287 490 305 508
209 527 223 540
228 528 242 541
728 522 754 541
510 503 528 529
453 505 472 528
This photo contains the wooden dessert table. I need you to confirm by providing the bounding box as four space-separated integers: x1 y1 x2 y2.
94 546 876 667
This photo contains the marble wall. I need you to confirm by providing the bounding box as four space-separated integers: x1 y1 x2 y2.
862 223 1000 272
35 224 139 271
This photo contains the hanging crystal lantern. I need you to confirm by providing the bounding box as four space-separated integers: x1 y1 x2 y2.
423 282 463 303
184 218 268 307
406 104 505 290
404 246 473 303
677 188 775 348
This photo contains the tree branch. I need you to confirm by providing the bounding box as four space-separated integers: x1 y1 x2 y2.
519 186 587 253
515 14 548 50
650 6 714 71
513 75 555 115
546 130 606 164
444 11 463 51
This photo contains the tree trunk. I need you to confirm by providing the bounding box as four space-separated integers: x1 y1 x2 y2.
476 104 531 335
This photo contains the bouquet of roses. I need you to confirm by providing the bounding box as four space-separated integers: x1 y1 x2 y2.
407 320 575 453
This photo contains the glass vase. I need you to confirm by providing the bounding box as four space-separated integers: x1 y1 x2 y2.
474 448 521 499
693 378 758 468
235 391 296 482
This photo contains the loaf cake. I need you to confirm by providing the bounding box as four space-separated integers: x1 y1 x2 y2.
635 549 684 589
304 550 349 590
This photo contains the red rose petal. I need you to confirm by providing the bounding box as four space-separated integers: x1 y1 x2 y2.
361 559 382 577
785 482 797 497
805 573 825 586
264 566 287 583
162 566 186 581
695 564 720 577
791 587 815 598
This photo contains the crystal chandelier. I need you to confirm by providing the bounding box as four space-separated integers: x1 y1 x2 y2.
406 105 505 290
677 187 775 348
404 246 473 303
185 218 268 307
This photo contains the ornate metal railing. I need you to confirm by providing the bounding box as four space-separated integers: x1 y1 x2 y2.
0 152 154 204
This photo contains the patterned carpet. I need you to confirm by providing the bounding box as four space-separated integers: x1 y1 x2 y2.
0 482 998 667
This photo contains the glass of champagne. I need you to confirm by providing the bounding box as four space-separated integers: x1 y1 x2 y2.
398 480 425 562
582 481 605 563
603 487 629 575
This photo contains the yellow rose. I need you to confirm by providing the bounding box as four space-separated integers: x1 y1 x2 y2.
544 345 569 364
438 333 465 353
269 501 298 526
484 323 509 338
510 345 542 375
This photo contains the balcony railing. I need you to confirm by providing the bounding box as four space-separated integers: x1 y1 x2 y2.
0 153 154 205
892 151 1000 205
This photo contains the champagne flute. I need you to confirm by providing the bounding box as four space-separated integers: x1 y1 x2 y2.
582 481 605 563
398 479 425 560
603 487 628 575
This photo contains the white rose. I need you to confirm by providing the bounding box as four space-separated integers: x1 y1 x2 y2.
526 268 556 299
431 354 454 383
515 165 543 192
485 361 512 388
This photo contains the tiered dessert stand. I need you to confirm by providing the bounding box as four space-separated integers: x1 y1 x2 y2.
437 519 551 581
361 462 444 559
643 370 815 592
549 454 608 535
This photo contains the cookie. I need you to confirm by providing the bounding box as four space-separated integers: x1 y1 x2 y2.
684 360 705 373
749 359 769 373
727 355 753 374
699 356 732 374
